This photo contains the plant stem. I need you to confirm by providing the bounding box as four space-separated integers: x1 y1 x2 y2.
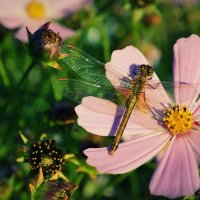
1 60 36 118
102 21 111 62
0 49 10 87
31 193 35 200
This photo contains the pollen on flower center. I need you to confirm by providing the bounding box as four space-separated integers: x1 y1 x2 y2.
26 0 46 19
29 139 65 176
41 156 53 167
163 104 193 135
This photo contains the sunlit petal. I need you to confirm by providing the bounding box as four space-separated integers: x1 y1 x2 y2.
173 34 200 107
84 132 170 174
75 96 157 136
106 46 148 75
186 132 200 164
150 136 199 198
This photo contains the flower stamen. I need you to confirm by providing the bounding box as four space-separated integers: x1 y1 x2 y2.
163 104 193 135
26 0 46 19
41 156 53 167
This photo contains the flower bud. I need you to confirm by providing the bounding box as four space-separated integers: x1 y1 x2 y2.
26 22 63 69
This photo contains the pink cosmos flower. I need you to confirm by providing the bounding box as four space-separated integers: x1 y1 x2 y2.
75 34 200 198
0 0 91 42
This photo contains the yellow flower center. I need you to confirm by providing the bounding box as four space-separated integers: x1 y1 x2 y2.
26 0 46 19
41 156 53 167
163 104 193 135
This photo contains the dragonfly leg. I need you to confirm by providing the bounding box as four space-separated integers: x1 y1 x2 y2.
147 82 160 89
142 91 157 119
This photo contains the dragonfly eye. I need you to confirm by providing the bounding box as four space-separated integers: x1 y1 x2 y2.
138 64 154 79
146 66 154 80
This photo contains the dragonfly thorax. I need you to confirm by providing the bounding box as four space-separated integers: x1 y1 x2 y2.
137 64 154 80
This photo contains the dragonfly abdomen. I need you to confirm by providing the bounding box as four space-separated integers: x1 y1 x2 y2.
109 78 145 155
109 91 142 155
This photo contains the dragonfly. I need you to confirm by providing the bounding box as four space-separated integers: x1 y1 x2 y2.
54 45 200 155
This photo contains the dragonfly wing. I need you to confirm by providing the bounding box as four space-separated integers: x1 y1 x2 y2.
121 79 170 132
58 45 134 90
130 80 200 131
172 81 200 109
128 93 166 132
105 64 133 88
58 45 114 88
53 78 127 105
146 80 200 109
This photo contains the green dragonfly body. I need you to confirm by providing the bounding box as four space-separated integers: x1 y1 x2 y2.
109 64 154 155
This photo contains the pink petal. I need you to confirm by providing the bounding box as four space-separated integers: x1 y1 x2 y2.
49 23 75 40
0 18 24 29
49 0 92 18
0 1 26 18
192 104 200 119
0 0 27 29
186 132 200 164
173 34 200 83
173 34 200 107
84 132 170 174
15 22 75 42
15 22 42 42
106 46 149 75
150 136 199 198
75 96 153 137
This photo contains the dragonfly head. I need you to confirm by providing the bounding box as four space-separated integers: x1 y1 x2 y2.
138 64 154 80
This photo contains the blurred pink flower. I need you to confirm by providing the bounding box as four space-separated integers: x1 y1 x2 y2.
0 0 91 42
75 34 200 198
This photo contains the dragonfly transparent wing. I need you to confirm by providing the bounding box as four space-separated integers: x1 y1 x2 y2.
129 80 200 131
55 45 136 105
53 78 128 105
145 80 200 109
58 45 133 89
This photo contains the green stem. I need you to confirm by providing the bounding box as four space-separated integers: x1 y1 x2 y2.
1 61 36 117
75 173 84 185
71 173 84 200
0 50 10 87
31 193 35 200
101 20 111 61
131 9 140 47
